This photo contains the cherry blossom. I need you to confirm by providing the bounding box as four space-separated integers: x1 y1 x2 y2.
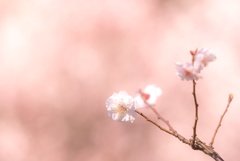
194 48 216 72
176 48 216 80
135 84 162 108
105 91 136 123
176 62 201 81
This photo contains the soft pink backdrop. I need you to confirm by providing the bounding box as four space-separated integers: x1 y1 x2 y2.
0 0 239 161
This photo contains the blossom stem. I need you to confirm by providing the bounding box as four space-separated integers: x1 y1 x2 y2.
192 79 199 148
145 102 175 132
135 109 190 144
209 94 234 147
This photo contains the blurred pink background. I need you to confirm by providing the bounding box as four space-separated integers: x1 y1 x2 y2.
0 0 240 161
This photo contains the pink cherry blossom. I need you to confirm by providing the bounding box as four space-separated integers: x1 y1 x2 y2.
176 62 202 81
135 84 162 108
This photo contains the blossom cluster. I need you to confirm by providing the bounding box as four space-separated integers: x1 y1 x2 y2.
105 85 161 123
176 48 216 81
106 48 216 123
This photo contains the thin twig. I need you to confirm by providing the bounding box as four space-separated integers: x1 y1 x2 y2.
135 109 190 145
145 103 175 132
135 110 171 135
139 89 175 132
209 94 234 147
192 79 199 148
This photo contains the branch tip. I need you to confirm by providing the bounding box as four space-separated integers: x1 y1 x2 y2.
228 93 233 103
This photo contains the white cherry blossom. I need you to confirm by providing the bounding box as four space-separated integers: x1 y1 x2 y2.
194 48 216 72
106 91 136 123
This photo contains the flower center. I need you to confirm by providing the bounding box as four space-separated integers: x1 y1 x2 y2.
116 104 127 114
184 69 193 76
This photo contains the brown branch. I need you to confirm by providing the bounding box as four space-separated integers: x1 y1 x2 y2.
135 109 190 145
145 103 175 132
195 138 224 161
135 109 224 161
209 94 234 147
192 79 199 148
138 89 175 132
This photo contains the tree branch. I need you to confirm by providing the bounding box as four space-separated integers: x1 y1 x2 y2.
135 109 225 161
135 109 190 145
209 94 234 147
192 79 199 148
145 103 175 132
